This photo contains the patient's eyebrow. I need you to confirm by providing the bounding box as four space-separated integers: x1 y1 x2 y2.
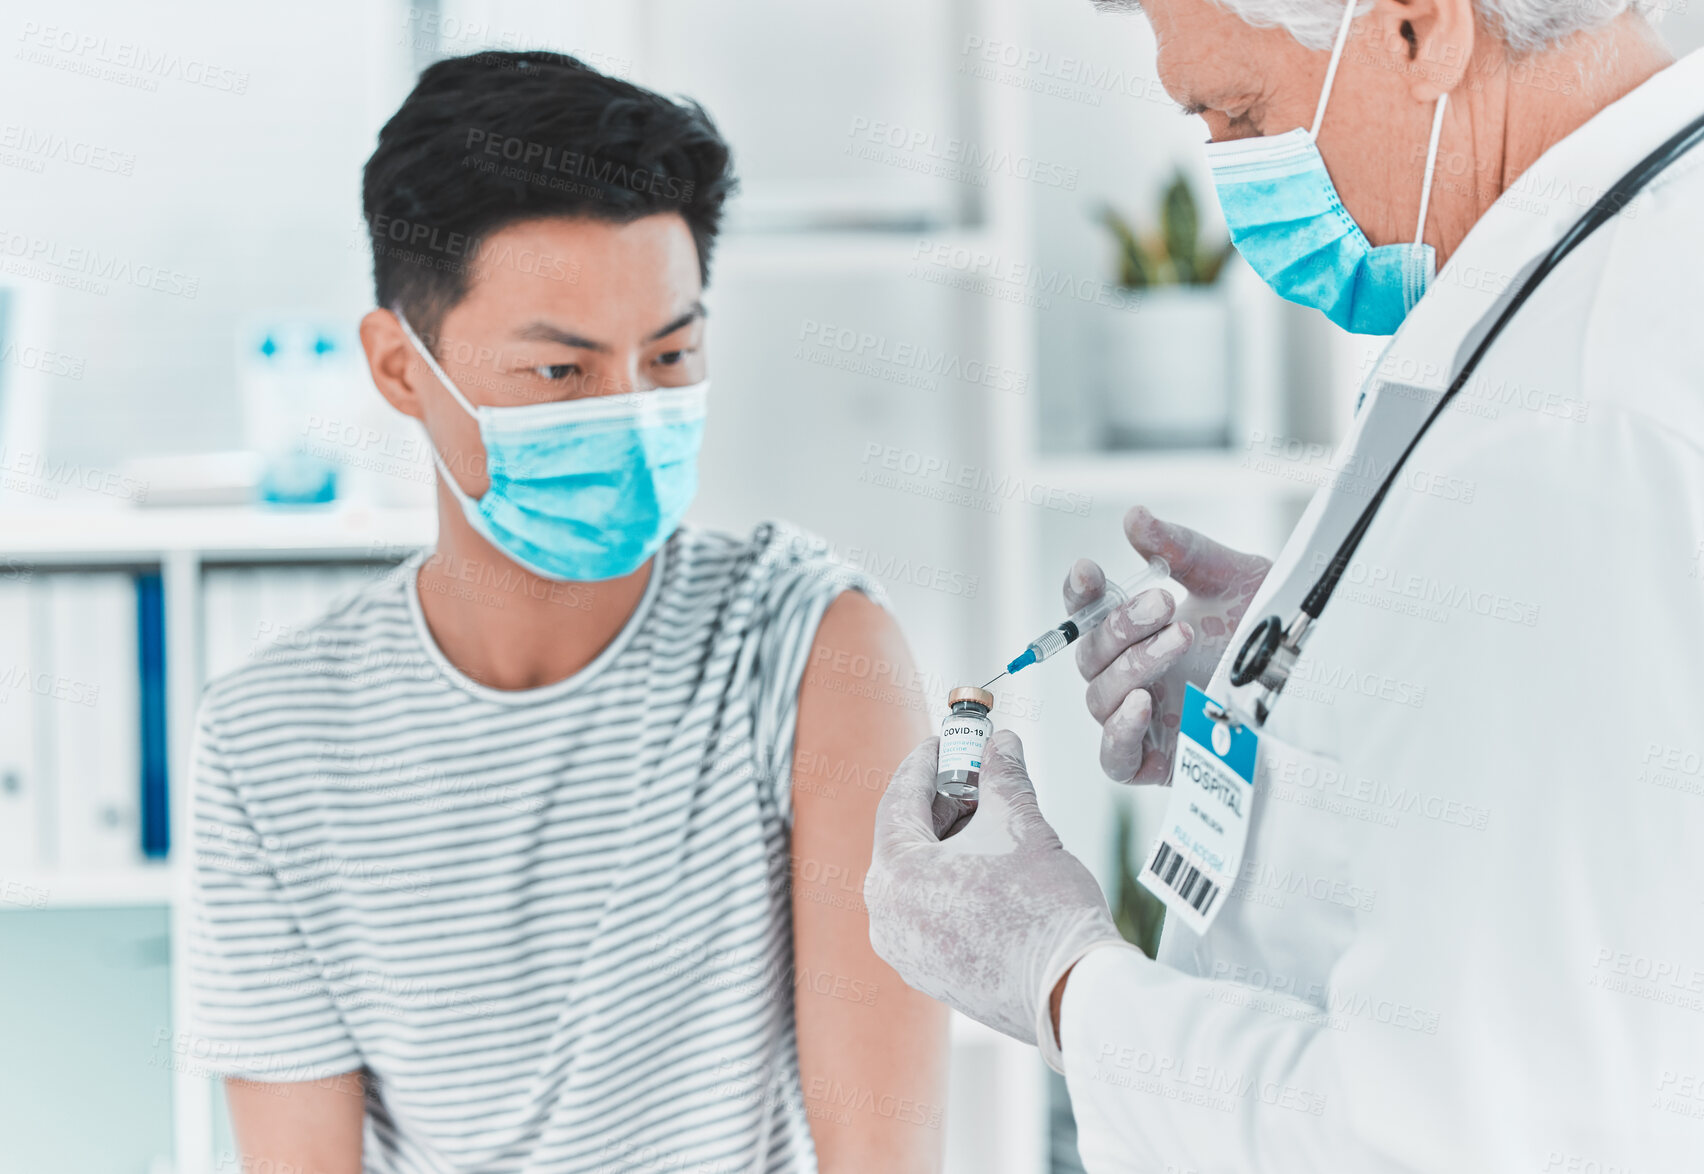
515 320 607 351
514 302 704 351
645 301 706 343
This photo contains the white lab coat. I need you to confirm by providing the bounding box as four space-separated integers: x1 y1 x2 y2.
1060 48 1704 1172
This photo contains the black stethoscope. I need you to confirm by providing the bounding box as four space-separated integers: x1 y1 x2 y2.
1229 109 1704 728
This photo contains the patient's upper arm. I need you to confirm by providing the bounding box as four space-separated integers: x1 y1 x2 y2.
788 590 949 1173
225 1070 364 1174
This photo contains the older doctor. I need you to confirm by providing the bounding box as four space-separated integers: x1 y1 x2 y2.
867 0 1704 1168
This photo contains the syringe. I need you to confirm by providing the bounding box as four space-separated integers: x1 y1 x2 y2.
984 555 1172 686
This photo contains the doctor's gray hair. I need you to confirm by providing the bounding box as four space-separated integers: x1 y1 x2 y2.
1100 0 1657 54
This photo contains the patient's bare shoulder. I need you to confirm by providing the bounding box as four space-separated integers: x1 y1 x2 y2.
796 589 925 778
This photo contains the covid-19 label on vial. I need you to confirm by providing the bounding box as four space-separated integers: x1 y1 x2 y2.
939 716 993 775
1139 682 1258 935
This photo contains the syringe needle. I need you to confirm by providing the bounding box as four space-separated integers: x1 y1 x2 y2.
978 557 1171 697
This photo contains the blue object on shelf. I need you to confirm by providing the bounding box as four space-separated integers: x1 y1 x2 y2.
258 455 339 505
244 322 348 505
137 573 169 858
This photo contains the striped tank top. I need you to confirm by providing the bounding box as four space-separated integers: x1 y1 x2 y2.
187 522 880 1174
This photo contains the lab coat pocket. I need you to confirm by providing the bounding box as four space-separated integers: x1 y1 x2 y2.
1170 728 1366 1016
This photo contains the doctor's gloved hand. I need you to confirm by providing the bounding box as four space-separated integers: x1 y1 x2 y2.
1068 505 1271 784
865 732 1128 1064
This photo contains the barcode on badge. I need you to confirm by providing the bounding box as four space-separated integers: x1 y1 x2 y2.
1146 840 1220 917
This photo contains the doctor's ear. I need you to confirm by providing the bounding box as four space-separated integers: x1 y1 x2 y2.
359 308 428 422
1370 0 1476 103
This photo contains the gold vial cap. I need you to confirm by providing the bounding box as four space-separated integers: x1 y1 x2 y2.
948 686 994 709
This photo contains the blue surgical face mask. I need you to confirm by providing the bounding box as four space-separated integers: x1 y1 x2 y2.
397 313 707 582
1204 0 1448 335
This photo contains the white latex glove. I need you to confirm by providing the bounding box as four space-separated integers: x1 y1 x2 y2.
1067 505 1272 783
865 731 1128 1068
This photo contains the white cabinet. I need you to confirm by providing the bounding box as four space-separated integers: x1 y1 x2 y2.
0 578 44 873
44 572 144 872
0 504 434 1174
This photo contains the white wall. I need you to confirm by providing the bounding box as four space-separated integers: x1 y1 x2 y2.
3 0 417 463
7 0 1699 467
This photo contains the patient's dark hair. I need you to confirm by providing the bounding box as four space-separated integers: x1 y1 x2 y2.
362 50 736 339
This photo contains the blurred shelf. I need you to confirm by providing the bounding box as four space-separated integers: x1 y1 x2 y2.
1030 449 1324 499
0 504 437 564
2 863 177 909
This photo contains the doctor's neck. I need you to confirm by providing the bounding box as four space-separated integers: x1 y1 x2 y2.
1431 13 1673 265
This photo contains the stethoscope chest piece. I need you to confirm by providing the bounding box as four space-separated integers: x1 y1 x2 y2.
1229 612 1313 727
1229 615 1284 689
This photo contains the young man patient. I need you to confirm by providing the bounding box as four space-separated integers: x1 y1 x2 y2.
188 50 946 1174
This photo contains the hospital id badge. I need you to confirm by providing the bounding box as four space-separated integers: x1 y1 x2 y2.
1138 683 1258 934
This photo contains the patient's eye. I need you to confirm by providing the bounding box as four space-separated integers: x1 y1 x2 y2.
654 346 698 368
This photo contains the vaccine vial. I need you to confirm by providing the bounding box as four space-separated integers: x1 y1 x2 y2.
936 686 994 801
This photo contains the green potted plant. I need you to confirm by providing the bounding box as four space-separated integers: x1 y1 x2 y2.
1096 170 1239 449
1110 799 1167 959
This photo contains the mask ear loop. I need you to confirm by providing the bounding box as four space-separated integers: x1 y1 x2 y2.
393 309 482 423
1401 93 1451 310
1310 0 1364 141
1413 94 1450 247
392 309 489 508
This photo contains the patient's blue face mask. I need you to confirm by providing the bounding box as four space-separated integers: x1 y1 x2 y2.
397 313 707 582
1204 0 1449 335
